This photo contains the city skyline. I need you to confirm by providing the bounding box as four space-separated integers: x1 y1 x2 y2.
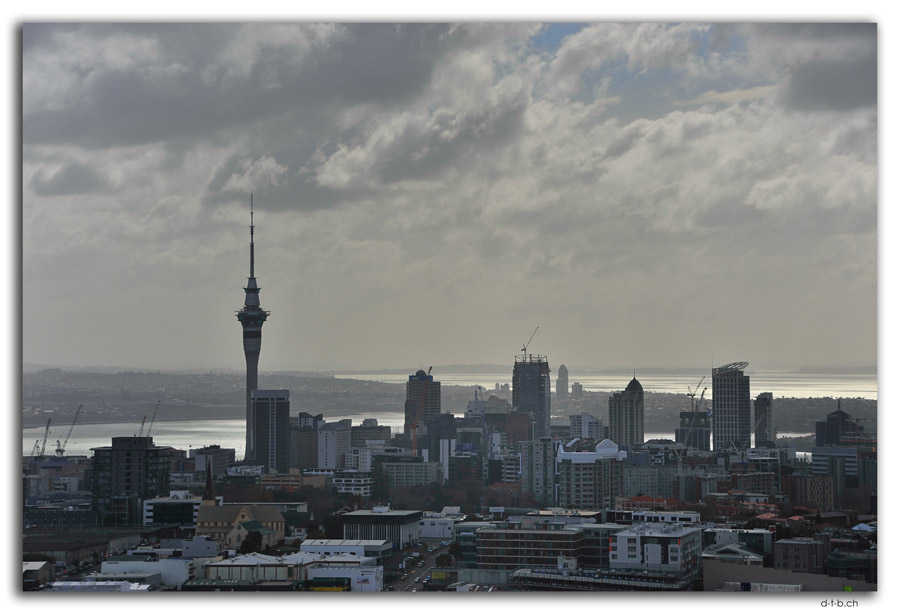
23 23 877 373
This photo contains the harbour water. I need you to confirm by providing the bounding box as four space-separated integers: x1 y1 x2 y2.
22 416 814 460
335 370 877 400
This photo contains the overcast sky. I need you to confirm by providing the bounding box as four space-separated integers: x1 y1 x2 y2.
22 23 877 373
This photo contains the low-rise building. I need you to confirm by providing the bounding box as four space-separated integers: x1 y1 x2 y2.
339 508 422 550
609 522 702 585
300 539 391 566
774 537 829 574
475 517 585 570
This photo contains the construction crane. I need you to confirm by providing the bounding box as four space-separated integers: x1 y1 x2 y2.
37 418 51 459
55 404 82 457
409 367 432 457
137 415 148 437
146 400 160 437
686 376 705 412
520 327 539 356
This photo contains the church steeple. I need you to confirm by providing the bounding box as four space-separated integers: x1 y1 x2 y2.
201 458 215 506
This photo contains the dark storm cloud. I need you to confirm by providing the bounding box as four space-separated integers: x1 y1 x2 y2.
30 162 108 196
24 23 454 149
782 56 877 112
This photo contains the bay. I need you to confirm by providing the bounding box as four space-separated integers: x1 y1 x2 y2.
336 371 877 400
22 416 813 461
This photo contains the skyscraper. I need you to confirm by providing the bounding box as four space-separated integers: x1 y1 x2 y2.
556 363 569 399
676 411 711 451
90 436 172 525
252 389 290 474
754 392 774 447
236 196 269 462
608 377 644 449
513 354 551 439
521 437 556 506
711 361 751 451
404 369 441 437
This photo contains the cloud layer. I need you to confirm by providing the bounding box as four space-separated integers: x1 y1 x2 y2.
23 23 877 372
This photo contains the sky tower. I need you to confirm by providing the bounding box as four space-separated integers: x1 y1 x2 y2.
237 195 269 462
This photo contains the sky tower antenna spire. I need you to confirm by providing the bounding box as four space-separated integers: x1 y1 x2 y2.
249 193 255 279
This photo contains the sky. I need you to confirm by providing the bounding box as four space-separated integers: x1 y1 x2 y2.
21 22 878 373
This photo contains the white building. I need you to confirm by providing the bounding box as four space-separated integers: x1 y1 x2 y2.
48 581 150 591
609 522 702 579
632 510 701 524
318 422 351 469
306 556 384 592
100 557 194 588
300 539 391 565
333 471 373 497
419 513 457 539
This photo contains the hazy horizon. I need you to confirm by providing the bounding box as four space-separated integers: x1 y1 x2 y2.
23 23 877 373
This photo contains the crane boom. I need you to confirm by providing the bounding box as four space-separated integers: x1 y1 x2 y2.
38 418 51 458
146 400 160 437
521 327 539 354
137 415 147 437
56 404 82 456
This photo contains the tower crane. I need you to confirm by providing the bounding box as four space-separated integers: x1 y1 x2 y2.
521 327 539 357
55 404 82 457
146 400 160 437
686 376 705 412
38 418 51 459
137 415 148 437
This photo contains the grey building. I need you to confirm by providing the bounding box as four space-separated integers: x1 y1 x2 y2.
521 437 555 506
252 389 290 474
609 377 644 449
754 392 774 447
676 411 711 451
556 363 569 399
90 437 173 526
712 362 751 451
404 369 441 438
513 354 551 439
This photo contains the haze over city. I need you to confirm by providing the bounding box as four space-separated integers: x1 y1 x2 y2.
23 23 876 373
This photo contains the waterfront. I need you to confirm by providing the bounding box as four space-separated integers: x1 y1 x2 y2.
335 371 877 400
22 417 814 460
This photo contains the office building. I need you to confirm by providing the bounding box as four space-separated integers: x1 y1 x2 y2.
608 377 644 449
569 413 606 440
236 196 270 462
815 405 865 447
712 362 751 451
350 420 392 449
754 392 774 447
513 354 551 439
252 390 290 474
609 522 702 581
476 517 585 570
571 382 583 399
521 437 556 506
556 364 569 399
676 411 711 451
90 437 173 526
189 445 236 478
339 508 423 550
318 421 351 470
556 439 626 509
404 369 441 438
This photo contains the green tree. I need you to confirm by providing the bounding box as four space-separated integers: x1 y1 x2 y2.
239 531 263 554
